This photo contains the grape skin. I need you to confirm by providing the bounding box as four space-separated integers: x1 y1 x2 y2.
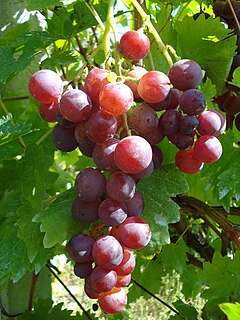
197 110 221 136
119 30 150 61
128 104 159 134
114 136 153 174
113 249 136 276
39 102 59 122
193 135 222 163
92 138 119 172
168 59 202 91
175 148 204 174
137 71 171 104
84 68 110 104
91 266 117 292
98 287 127 314
179 89 206 116
98 198 127 227
60 89 92 122
28 69 63 103
106 171 136 202
74 262 93 279
92 235 124 270
124 66 147 102
67 234 95 263
99 82 133 116
52 124 78 152
72 196 100 223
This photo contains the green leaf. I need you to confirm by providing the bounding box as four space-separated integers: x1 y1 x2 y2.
200 78 217 102
160 243 187 274
25 0 62 11
175 15 236 94
138 165 189 252
41 51 78 69
0 215 31 282
219 303 240 320
169 299 199 319
18 300 82 320
0 114 32 146
229 67 240 88
33 189 82 248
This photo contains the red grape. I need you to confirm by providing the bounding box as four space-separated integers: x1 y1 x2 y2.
91 266 117 292
179 89 206 115
159 109 181 135
72 196 100 223
99 82 133 116
128 104 159 134
168 59 202 91
98 198 127 227
92 235 124 269
119 30 150 60
197 110 221 136
85 110 117 143
106 171 136 202
98 287 127 314
59 89 92 122
74 121 96 157
175 148 204 174
116 274 131 287
113 249 136 276
74 168 106 202
114 136 152 174
28 69 63 103
137 71 171 103
168 132 195 150
180 115 199 134
211 109 226 137
116 217 151 250
52 124 78 152
74 262 93 278
125 191 144 217
67 234 95 263
39 101 59 122
124 66 147 102
84 68 110 104
92 138 119 172
193 135 222 163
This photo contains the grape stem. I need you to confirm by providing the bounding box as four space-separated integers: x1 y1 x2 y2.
130 0 173 67
122 113 131 136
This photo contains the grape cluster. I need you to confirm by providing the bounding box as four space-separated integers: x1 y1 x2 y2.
28 28 225 314
213 0 240 128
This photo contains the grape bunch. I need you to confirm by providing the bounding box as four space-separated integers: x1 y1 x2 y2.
212 0 240 128
28 28 225 314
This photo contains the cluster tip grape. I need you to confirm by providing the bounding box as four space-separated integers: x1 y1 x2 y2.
28 27 226 314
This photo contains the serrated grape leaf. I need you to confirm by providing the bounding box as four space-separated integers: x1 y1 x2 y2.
33 189 83 248
200 78 217 102
169 299 199 319
41 51 78 69
175 15 236 94
0 191 23 221
0 114 32 146
219 303 240 320
0 215 31 283
18 300 82 320
25 0 62 11
138 165 189 252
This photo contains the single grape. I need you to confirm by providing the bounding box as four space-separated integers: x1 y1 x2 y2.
84 68 110 104
98 198 127 227
85 110 117 143
74 262 93 279
99 82 133 116
193 135 222 163
91 266 117 292
92 235 124 269
114 136 153 174
175 148 204 174
159 109 182 136
85 277 99 299
113 249 136 276
124 66 148 102
179 115 199 134
59 89 92 122
125 191 144 217
106 171 136 202
92 138 119 172
119 30 150 60
52 124 78 152
28 69 63 103
116 274 131 287
128 104 159 134
148 91 171 111
168 132 194 150
197 110 221 136
39 101 59 122
72 196 100 223
74 121 96 157
115 217 151 250
137 71 171 103
98 287 127 314
179 89 206 115
67 234 95 263
74 168 106 201
168 59 202 91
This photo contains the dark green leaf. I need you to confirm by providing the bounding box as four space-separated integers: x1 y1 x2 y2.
138 165 189 252
25 0 62 11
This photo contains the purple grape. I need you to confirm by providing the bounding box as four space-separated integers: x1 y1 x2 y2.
67 234 95 263
72 196 100 223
